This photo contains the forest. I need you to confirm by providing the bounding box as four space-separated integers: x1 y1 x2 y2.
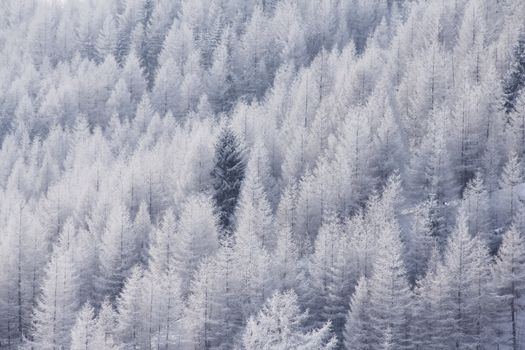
1 0 525 348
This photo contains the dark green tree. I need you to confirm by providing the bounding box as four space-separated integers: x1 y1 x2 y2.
503 30 525 114
212 126 245 232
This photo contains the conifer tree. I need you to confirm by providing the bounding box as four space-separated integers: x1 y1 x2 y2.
236 154 274 249
367 220 413 348
97 201 135 302
70 303 107 350
241 290 337 350
405 199 435 283
95 16 118 62
116 266 147 349
437 209 497 348
145 210 181 349
211 126 245 231
272 223 300 291
308 210 343 324
460 174 492 246
503 30 525 114
343 277 373 350
173 194 219 297
182 243 236 350
132 201 153 266
499 153 523 227
32 221 79 350
492 225 525 350
96 298 119 349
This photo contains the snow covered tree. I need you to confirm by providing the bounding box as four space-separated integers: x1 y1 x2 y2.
459 174 494 248
152 58 182 117
492 225 525 350
404 199 435 283
132 201 152 266
97 201 135 302
236 152 274 249
367 220 413 348
272 222 300 291
308 209 353 338
96 298 119 349
436 209 497 348
241 290 337 350
115 265 147 349
96 16 118 62
207 31 233 113
182 242 236 350
122 50 147 107
343 277 373 350
144 210 182 349
31 221 79 350
70 303 107 350
173 194 219 297
232 206 272 323
499 153 523 227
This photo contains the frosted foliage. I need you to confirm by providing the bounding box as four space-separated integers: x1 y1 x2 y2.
0 0 524 348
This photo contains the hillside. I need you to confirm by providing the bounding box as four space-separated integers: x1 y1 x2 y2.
1 0 525 349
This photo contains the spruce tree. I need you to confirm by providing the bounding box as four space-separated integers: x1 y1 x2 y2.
344 277 373 350
460 174 492 247
437 210 497 348
367 220 413 349
492 225 525 349
211 126 245 232
241 290 337 350
503 30 525 114
499 152 523 228
70 303 107 350
31 221 79 350
115 266 147 349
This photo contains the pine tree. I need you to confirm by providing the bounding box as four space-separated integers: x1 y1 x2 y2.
343 277 373 350
96 298 119 349
72 228 97 308
0 197 35 345
70 303 107 350
503 30 525 114
97 201 135 302
367 220 413 348
499 152 523 228
182 245 236 350
152 58 182 117
145 210 181 349
272 222 300 290
132 202 153 266
323 224 354 342
96 16 118 62
32 221 79 350
460 174 492 245
232 207 272 323
411 244 445 348
308 210 343 324
236 155 274 249
241 290 337 350
173 194 219 297
207 30 232 113
437 209 497 348
116 265 147 349
122 50 147 107
492 225 525 350
405 199 435 283
211 126 245 231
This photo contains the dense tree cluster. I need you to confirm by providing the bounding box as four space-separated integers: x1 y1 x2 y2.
1 0 525 349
